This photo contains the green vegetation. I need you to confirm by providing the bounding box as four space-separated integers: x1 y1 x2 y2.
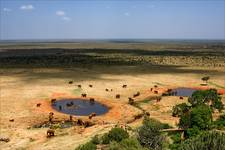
90 135 100 145
72 88 83 95
75 142 96 150
75 89 224 150
75 117 172 150
178 131 225 150
169 89 225 149
109 138 147 150
178 104 212 132
102 127 129 144
188 89 224 111
190 105 212 130
1 42 225 69
176 89 223 137
138 96 162 104
76 127 130 150
137 117 166 150
213 114 225 130
172 103 191 117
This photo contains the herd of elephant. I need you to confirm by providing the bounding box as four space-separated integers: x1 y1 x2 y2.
40 82 164 138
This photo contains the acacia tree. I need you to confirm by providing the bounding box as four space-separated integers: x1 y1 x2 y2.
190 105 212 130
179 104 212 130
137 117 165 150
188 89 224 111
201 76 210 83
172 103 191 117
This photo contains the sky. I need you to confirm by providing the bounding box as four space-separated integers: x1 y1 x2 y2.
0 0 225 40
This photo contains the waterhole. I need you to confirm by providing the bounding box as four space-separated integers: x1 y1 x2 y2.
52 99 108 116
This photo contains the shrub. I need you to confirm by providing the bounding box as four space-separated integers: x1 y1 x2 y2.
91 135 100 145
102 133 111 144
172 103 191 117
137 117 165 150
213 114 225 130
190 104 212 130
178 104 212 130
186 126 201 138
169 132 183 150
213 100 224 112
178 112 191 129
107 127 129 142
188 89 223 111
109 138 147 150
102 127 129 144
143 116 172 129
75 142 96 150
161 123 172 129
178 131 225 150
170 132 182 144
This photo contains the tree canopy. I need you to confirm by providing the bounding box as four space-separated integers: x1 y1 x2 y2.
188 89 223 111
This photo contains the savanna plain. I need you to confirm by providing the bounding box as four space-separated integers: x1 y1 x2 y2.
0 41 225 150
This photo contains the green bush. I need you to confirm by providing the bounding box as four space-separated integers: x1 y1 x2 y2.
213 100 224 112
213 114 225 130
102 133 111 144
102 127 129 144
137 117 165 150
188 89 224 111
172 103 191 117
169 132 183 150
161 123 173 129
109 138 147 150
178 112 191 129
179 104 212 130
107 127 129 142
169 143 181 150
75 142 96 150
143 116 172 129
178 131 225 150
186 126 201 138
170 132 182 144
91 135 100 145
190 104 212 130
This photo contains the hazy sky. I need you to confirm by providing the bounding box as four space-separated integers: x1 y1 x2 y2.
1 0 225 40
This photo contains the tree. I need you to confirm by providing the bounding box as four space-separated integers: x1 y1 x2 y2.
172 103 191 117
178 131 225 150
178 104 212 132
190 104 212 130
188 89 224 111
178 112 191 129
137 117 165 150
213 114 225 130
102 127 129 144
201 76 210 83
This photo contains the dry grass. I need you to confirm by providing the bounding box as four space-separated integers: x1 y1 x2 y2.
0 42 224 149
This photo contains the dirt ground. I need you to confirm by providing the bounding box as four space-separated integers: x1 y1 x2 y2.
0 64 224 150
0 42 225 149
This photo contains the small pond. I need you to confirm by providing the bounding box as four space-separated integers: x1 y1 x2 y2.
168 88 197 97
52 99 109 116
